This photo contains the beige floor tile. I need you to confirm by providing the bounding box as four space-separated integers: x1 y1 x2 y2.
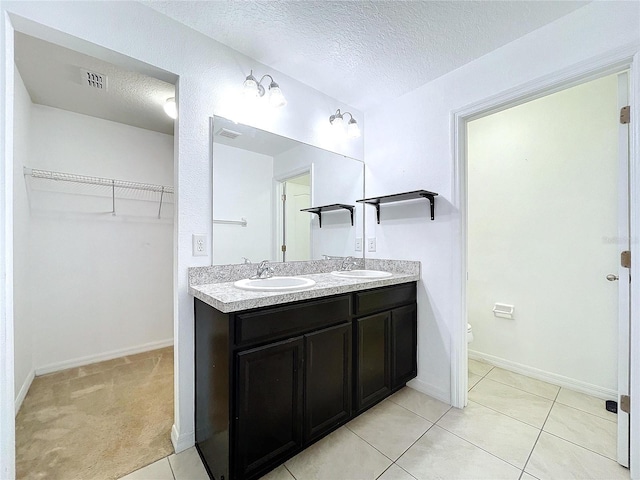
119 458 174 480
397 425 521 480
469 379 553 428
468 358 493 376
347 400 432 460
260 465 296 480
520 473 539 480
386 387 450 423
168 446 209 480
556 388 617 421
437 401 539 468
525 432 629 480
285 426 391 480
377 464 417 480
543 403 617 460
468 372 483 390
485 368 559 400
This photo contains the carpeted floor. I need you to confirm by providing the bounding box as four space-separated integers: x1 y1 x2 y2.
15 346 174 480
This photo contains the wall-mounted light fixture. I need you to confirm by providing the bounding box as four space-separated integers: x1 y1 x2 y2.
329 109 360 138
242 70 287 108
163 97 177 119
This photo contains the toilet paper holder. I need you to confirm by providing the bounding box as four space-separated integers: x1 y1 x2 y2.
493 303 514 319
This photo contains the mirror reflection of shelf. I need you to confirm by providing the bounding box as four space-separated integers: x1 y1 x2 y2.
357 189 439 223
300 204 354 228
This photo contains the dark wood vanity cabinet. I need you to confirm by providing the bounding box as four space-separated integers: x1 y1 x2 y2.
194 281 416 480
354 283 417 412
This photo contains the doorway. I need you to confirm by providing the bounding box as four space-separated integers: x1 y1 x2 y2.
277 172 312 262
463 71 630 468
11 32 177 478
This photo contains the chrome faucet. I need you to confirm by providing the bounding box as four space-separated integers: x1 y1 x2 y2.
251 260 274 279
340 256 357 271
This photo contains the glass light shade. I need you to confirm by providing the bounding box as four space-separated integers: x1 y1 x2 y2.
347 120 360 138
268 86 287 108
331 115 344 130
242 78 259 98
163 97 177 119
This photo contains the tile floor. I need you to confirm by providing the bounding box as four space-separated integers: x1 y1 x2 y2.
121 359 629 480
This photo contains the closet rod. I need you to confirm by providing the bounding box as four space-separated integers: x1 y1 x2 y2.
23 167 174 194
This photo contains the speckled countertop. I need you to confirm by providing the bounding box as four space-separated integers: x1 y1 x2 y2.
189 259 420 313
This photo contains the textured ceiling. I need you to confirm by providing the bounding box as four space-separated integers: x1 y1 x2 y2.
14 32 175 135
145 0 587 112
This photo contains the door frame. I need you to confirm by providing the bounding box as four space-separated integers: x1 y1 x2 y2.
451 46 640 476
273 166 313 262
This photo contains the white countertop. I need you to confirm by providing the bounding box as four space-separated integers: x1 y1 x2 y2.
189 271 419 313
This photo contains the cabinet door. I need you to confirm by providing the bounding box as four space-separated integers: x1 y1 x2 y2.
235 337 304 479
355 312 391 411
304 323 352 442
391 304 417 389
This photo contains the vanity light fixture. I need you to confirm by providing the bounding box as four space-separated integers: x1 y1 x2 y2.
242 70 287 108
163 97 177 119
329 109 360 138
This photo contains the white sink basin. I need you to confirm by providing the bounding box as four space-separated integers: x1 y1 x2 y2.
331 270 393 279
234 276 316 292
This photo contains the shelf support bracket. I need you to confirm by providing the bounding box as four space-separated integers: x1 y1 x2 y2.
374 203 381 224
158 186 165 219
419 193 436 220
111 180 116 216
311 211 322 228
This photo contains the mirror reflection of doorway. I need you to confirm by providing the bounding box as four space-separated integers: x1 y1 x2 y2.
281 173 311 262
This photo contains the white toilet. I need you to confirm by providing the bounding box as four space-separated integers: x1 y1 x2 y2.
467 323 474 343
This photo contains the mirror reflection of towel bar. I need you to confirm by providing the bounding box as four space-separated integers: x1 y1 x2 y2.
213 217 247 227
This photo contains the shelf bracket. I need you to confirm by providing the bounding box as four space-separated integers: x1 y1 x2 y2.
158 186 165 219
312 211 323 229
374 203 381 224
419 192 436 220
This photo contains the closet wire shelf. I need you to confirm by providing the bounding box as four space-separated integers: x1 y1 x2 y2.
24 167 174 218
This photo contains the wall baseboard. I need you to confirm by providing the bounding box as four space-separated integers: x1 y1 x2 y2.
35 339 174 376
171 424 195 454
407 377 451 405
469 350 617 400
14 369 35 416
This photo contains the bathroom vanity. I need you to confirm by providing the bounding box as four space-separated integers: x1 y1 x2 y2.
190 262 419 480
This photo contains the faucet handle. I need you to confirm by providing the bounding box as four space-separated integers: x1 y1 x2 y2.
242 257 252 264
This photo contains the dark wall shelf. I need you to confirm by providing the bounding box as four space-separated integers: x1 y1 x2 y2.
301 204 354 228
357 190 439 223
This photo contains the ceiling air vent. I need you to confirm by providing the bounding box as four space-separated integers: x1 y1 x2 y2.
216 128 242 140
80 69 107 90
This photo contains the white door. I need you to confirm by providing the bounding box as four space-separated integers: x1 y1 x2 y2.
616 71 631 468
281 176 311 262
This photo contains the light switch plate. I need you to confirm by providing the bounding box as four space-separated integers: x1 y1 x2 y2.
355 238 363 252
192 234 207 256
367 237 376 252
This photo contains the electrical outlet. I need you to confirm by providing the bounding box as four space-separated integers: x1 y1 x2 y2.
355 238 363 252
367 237 376 252
192 234 207 256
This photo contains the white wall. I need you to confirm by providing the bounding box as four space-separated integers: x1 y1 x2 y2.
213 143 273 264
467 74 619 393
24 104 174 371
0 0 364 458
12 67 33 409
364 1 640 403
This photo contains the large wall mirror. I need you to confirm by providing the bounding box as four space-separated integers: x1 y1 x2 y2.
212 116 365 265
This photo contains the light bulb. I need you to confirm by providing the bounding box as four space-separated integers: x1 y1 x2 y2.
347 119 360 138
163 97 177 119
268 84 287 108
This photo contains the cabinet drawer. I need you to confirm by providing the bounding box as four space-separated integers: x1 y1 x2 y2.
354 283 416 316
235 295 351 347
